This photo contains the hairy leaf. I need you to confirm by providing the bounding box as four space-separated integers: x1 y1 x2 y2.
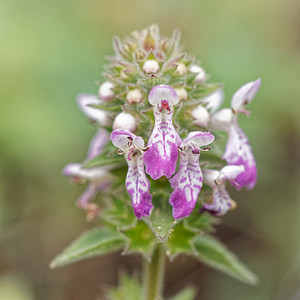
192 235 258 285
50 228 125 268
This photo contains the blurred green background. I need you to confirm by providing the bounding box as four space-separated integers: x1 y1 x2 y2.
1 0 300 299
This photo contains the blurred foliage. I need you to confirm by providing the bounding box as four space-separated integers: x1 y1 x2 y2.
0 0 300 299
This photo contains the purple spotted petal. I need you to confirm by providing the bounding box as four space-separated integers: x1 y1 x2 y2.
169 131 214 219
87 128 109 160
202 185 232 216
223 124 257 190
125 151 152 219
144 106 181 179
231 79 261 114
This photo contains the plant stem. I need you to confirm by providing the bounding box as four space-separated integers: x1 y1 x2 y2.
144 243 166 300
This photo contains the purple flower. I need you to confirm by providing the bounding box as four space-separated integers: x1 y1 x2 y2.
210 79 261 190
77 94 110 126
143 85 182 180
110 129 153 219
169 131 215 219
202 165 245 216
63 129 112 219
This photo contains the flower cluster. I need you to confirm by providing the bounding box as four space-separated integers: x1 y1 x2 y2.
63 25 261 221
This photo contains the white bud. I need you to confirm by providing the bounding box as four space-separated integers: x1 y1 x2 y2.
174 87 188 101
189 64 207 83
98 81 115 101
175 63 187 75
126 89 143 104
113 112 136 132
191 105 210 127
143 59 160 73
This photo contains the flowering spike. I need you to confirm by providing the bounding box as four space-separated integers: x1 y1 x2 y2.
202 165 244 216
144 85 181 180
111 129 152 218
169 131 215 219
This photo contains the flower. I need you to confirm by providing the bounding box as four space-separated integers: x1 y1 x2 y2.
110 129 153 218
169 131 215 219
210 79 261 190
189 64 206 83
77 94 110 126
143 85 182 180
63 129 113 219
202 165 245 216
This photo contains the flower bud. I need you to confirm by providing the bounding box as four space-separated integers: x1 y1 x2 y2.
191 105 210 127
174 87 188 101
175 63 187 76
98 81 115 101
189 64 206 83
126 89 143 104
143 59 160 73
113 112 136 132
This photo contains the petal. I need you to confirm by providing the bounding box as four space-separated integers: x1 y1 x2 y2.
223 124 257 189
125 152 152 219
110 129 144 152
169 148 203 219
209 108 233 131
201 89 224 113
63 163 82 177
148 85 179 107
76 94 109 126
87 128 109 160
203 168 220 187
231 79 261 113
181 131 215 149
217 165 245 183
144 107 181 179
202 185 232 216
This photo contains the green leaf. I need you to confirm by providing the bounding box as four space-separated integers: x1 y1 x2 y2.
50 228 126 268
105 273 142 300
166 222 196 259
144 191 176 241
122 221 156 259
169 287 196 300
191 235 258 285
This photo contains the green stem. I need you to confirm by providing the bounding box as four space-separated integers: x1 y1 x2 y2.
144 243 166 300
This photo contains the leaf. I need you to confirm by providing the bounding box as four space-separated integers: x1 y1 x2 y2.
169 287 196 300
191 235 258 285
50 228 126 268
105 273 142 300
166 222 196 259
144 191 177 241
122 221 156 259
